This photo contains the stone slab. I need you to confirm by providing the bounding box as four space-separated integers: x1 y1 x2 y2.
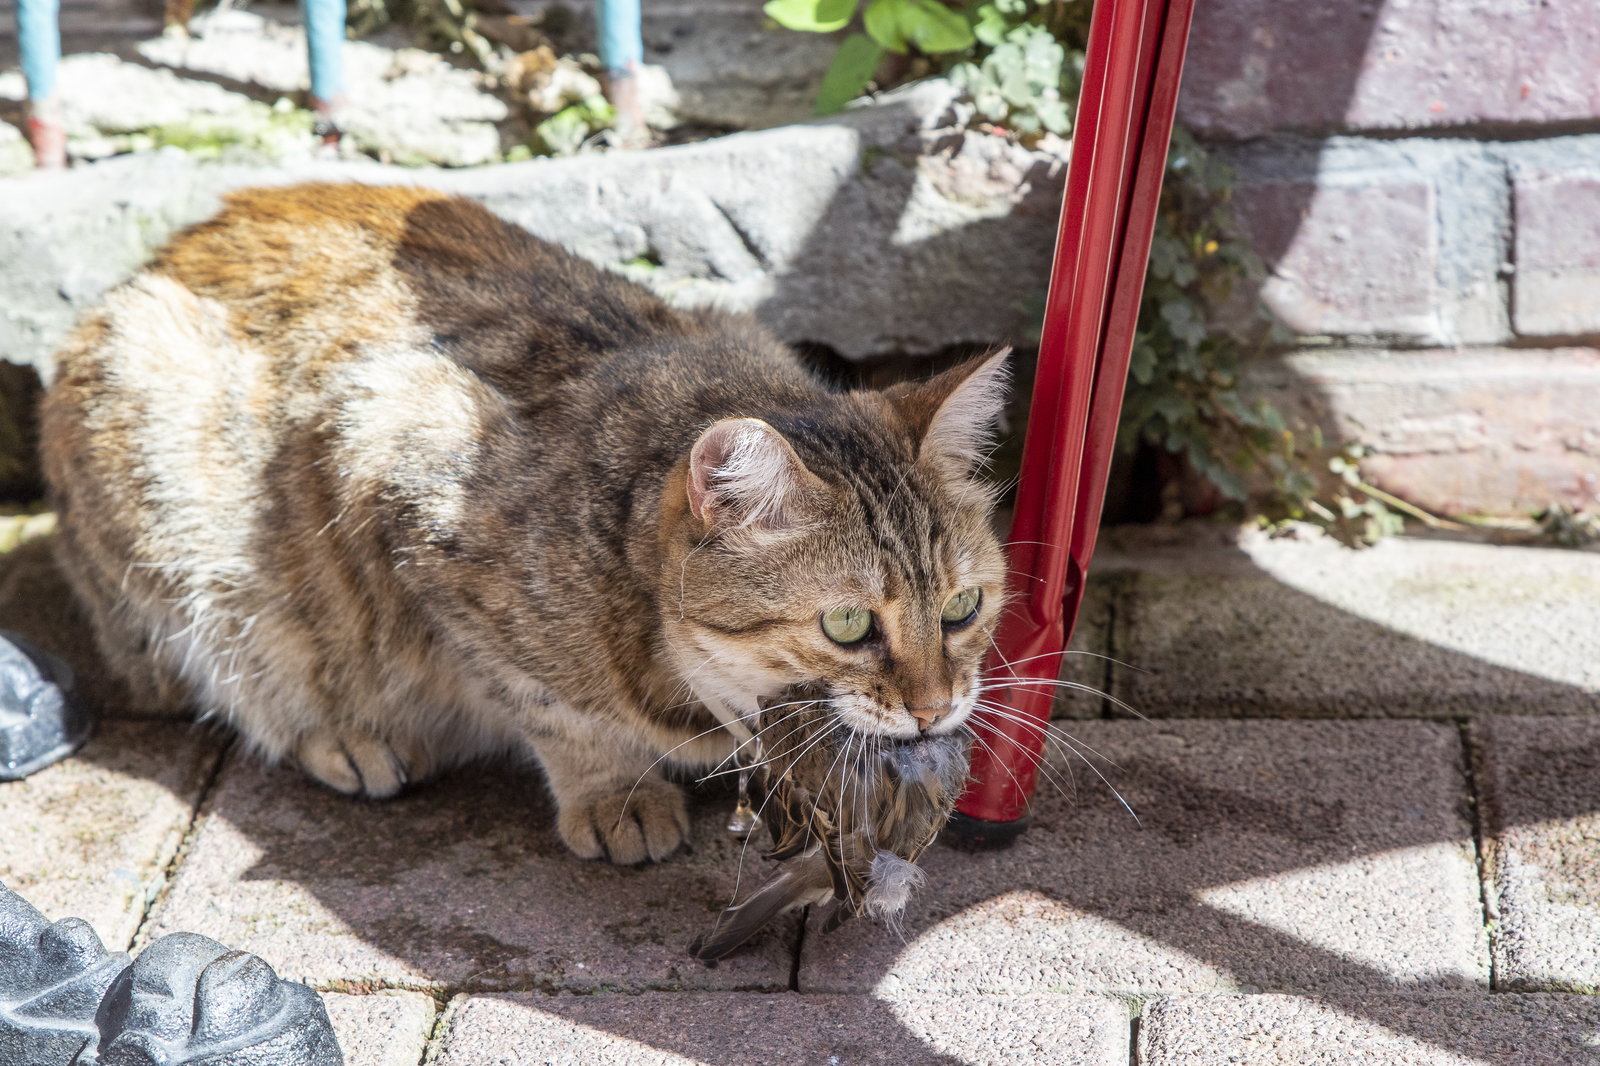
320 990 438 1066
1139 993 1600 1065
1180 0 1600 139
0 720 224 951
1244 349 1600 516
1475 716 1600 993
1 79 1063 379
429 991 1129 1065
799 719 1486 995
1109 530 1600 718
142 750 798 992
1513 168 1600 337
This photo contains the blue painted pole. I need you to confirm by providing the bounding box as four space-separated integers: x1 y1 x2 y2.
300 0 345 105
16 0 61 102
596 0 643 74
596 0 645 145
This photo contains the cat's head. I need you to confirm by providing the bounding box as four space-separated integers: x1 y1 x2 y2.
662 351 1010 742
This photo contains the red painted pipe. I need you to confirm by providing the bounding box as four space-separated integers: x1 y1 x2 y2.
957 0 1197 827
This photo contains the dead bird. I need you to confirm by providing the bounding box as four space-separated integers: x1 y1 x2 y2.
689 684 970 960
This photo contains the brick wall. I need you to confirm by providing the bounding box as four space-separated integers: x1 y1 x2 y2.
1179 0 1600 516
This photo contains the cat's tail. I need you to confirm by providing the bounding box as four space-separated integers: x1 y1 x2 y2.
687 851 834 961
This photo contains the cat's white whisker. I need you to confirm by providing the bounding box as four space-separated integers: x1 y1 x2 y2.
978 675 1146 719
966 704 1139 823
961 728 1050 809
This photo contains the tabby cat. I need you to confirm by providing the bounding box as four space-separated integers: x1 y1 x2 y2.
40 183 1009 865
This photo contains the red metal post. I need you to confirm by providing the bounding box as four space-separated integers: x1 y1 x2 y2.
955 0 1197 830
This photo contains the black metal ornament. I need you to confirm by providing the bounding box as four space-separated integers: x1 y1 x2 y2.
0 629 90 780
0 883 130 1066
0 882 343 1065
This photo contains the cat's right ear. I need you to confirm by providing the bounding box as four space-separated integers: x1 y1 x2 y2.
688 419 825 533
889 348 1012 482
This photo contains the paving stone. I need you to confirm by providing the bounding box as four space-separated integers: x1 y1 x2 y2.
0 720 224 951
135 10 507 167
799 719 1486 995
1106 529 1600 718
1245 349 1600 516
1513 168 1600 338
429 991 1128 1065
1139 993 1600 1065
1179 0 1600 139
320 990 438 1066
142 751 797 992
1475 716 1600 993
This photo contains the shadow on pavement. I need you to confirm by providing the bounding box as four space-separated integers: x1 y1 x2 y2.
5 526 1598 1064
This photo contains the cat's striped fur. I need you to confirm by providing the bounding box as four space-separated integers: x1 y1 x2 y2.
40 183 1009 865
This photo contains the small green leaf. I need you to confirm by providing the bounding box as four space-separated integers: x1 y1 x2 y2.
1129 342 1157 385
1208 464 1249 501
536 105 592 156
764 0 857 33
1034 96 1070 134
814 34 885 114
973 4 1009 46
863 0 908 52
904 0 974 52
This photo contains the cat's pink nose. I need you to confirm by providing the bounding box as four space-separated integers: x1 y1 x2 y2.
909 705 948 731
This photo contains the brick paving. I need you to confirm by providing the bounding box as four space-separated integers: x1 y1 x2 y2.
140 749 798 993
5 524 1598 1062
430 992 1129 1065
1475 716 1600 994
1139 993 1600 1066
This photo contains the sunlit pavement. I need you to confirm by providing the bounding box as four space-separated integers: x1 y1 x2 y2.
3 524 1598 1064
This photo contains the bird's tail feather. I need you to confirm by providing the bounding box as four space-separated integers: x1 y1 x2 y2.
687 853 832 961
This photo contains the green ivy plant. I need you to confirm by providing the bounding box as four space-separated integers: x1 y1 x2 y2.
949 2 1081 135
1120 129 1273 505
1121 131 1421 544
764 0 975 113
773 0 1087 133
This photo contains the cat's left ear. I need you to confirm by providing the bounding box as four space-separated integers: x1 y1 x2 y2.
687 418 826 533
891 349 1012 481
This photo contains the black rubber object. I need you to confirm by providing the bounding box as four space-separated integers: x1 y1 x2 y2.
0 882 344 1065
943 810 1033 845
0 629 89 780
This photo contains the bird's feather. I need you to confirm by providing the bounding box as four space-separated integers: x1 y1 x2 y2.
689 683 968 960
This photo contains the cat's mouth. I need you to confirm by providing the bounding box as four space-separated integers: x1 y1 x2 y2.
878 731 970 784
895 735 947 761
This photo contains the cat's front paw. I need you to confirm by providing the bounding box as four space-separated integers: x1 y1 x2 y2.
295 727 430 799
557 779 689 864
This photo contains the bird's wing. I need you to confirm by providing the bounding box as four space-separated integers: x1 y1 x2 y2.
687 851 835 961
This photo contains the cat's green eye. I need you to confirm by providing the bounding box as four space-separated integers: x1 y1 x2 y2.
822 606 873 645
941 588 981 625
